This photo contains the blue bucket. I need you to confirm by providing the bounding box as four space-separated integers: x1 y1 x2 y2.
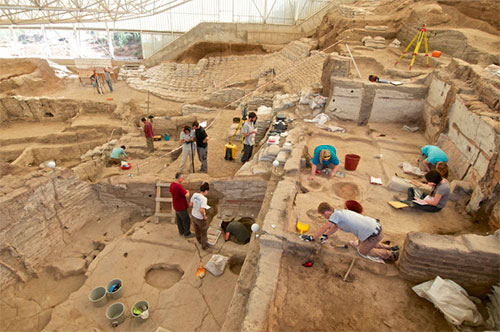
163 134 170 141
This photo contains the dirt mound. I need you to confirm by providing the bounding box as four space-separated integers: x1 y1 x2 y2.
315 0 499 63
176 42 270 64
0 58 60 95
0 161 25 177
438 0 500 31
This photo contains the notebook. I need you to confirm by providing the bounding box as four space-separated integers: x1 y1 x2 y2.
388 201 408 209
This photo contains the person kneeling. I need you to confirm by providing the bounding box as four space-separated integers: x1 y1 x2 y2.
301 202 399 262
109 145 128 165
221 218 252 244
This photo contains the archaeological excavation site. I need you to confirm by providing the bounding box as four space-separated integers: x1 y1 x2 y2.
1 0 499 331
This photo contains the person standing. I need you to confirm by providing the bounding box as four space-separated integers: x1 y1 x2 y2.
141 117 155 153
109 145 128 165
178 125 195 173
308 145 341 180
104 68 113 92
192 121 209 173
90 69 104 95
190 182 211 250
241 112 258 163
300 202 399 262
170 173 194 238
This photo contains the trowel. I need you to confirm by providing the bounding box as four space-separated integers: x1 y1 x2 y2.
196 262 206 278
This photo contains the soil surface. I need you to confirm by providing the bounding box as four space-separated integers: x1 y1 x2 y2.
1 0 498 330
266 254 451 332
176 42 272 64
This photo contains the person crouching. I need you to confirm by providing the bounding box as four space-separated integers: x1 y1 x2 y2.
301 202 399 262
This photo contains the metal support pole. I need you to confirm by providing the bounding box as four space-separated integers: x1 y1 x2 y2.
346 42 362 79
146 90 150 114
264 0 267 23
105 22 114 58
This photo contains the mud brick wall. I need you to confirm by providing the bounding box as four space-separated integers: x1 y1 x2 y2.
0 96 116 123
399 232 500 295
213 177 268 216
0 170 148 290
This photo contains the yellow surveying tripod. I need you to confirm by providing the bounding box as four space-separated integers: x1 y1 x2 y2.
395 24 429 70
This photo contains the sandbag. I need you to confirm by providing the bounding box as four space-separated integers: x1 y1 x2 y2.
412 276 484 326
204 254 229 277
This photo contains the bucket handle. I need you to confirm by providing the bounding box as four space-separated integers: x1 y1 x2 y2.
111 321 119 327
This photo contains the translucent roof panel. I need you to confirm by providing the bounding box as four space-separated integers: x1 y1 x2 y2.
0 0 332 30
0 0 193 25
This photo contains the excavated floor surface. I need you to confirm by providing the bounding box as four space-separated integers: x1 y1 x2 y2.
1 0 498 330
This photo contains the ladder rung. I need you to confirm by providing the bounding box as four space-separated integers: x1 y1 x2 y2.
156 197 172 202
155 213 173 218
156 182 171 187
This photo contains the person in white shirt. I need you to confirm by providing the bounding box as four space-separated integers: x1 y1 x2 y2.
300 202 400 262
241 112 258 163
190 182 211 250
178 125 195 173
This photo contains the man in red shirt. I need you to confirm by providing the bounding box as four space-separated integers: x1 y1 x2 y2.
169 172 194 238
141 117 155 152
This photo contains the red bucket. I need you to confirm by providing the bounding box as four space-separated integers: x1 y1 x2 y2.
344 154 361 171
345 200 363 214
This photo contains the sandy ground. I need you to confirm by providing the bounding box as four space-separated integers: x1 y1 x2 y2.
1 0 498 330
265 120 489 331
39 220 247 332
267 253 451 332
292 121 481 247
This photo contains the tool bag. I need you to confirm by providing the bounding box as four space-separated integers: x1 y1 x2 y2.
224 143 236 160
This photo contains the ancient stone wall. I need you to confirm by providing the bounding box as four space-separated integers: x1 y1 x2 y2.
212 177 268 217
325 77 428 124
144 2 334 68
399 232 500 295
422 60 500 226
0 170 151 290
0 96 117 124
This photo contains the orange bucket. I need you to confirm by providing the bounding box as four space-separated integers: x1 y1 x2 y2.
344 154 361 171
431 50 442 58
345 200 363 214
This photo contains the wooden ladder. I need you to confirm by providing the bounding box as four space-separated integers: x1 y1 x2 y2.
154 182 174 224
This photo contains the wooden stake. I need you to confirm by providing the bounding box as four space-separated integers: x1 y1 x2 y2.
343 258 356 282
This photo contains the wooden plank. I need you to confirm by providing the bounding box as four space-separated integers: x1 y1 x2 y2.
155 197 172 202
156 182 171 188
154 185 162 224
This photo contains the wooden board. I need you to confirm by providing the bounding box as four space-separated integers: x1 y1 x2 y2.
207 227 222 246
387 201 408 209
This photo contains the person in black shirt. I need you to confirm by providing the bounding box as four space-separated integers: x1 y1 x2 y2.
193 121 209 173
